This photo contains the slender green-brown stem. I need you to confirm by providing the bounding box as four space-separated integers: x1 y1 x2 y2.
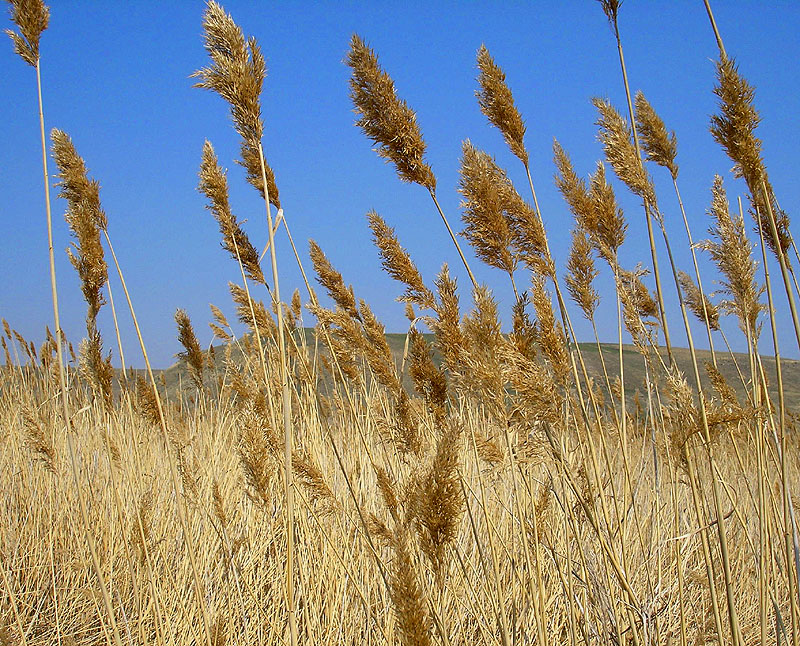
672 178 716 363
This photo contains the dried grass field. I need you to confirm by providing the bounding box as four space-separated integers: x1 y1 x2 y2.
3 1 800 644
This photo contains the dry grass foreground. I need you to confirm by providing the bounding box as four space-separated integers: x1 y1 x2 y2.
3 1 800 645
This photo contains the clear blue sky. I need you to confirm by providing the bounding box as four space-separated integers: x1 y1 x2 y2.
2 1 799 368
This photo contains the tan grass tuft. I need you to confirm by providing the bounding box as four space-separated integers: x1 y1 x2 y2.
565 229 600 320
593 98 656 208
458 141 517 277
175 309 205 390
389 526 433 646
4 0 49 66
346 34 436 191
367 210 437 311
308 240 360 320
701 176 764 336
710 57 788 256
192 0 279 207
198 141 266 285
21 403 56 474
677 271 720 331
634 91 678 180
475 45 527 164
410 420 463 574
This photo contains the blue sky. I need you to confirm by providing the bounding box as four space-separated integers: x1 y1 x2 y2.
2 1 799 368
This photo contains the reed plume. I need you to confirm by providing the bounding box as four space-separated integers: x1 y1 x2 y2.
346 34 435 191
710 57 788 256
4 0 48 66
389 527 433 646
565 229 600 320
175 309 205 390
593 98 656 210
192 0 279 207
51 129 113 409
198 141 266 286
458 141 519 277
634 91 678 180
701 176 764 337
308 241 360 320
410 420 463 574
475 44 527 164
677 271 720 332
367 210 437 311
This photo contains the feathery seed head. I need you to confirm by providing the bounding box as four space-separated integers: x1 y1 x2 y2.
710 57 789 257
593 97 656 207
347 34 436 191
588 161 627 262
458 141 517 276
553 140 594 231
175 309 205 390
367 210 437 311
4 0 49 66
198 141 266 285
703 175 764 336
565 229 600 320
51 130 108 322
194 1 264 146
193 2 280 207
598 0 621 24
476 45 528 164
677 271 719 331
634 91 678 180
308 240 360 321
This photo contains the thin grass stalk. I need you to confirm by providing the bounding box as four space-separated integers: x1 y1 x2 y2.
0 550 29 646
34 55 125 646
672 178 717 364
464 429 511 646
106 277 126 381
605 10 674 364
703 0 728 60
657 213 744 644
255 142 298 646
756 204 798 646
102 230 213 646
760 181 800 356
429 191 478 289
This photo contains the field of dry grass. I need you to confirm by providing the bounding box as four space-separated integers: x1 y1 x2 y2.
3 1 800 645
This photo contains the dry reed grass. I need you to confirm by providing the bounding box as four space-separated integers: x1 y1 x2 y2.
3 1 800 645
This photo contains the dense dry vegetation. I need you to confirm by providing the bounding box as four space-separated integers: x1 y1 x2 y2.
3 1 800 644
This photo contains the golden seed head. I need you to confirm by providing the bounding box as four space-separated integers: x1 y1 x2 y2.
593 97 656 207
635 91 678 180
198 141 266 286
51 129 108 322
367 210 437 311
458 141 517 276
175 309 205 391
711 56 789 257
4 0 49 66
476 45 528 164
702 175 764 336
347 34 436 191
565 229 600 320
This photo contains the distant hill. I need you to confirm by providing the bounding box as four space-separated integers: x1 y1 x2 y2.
158 329 800 412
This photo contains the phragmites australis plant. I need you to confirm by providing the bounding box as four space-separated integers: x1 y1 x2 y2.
3 2 800 646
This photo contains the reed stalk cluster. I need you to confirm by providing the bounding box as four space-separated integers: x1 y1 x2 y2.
3 1 799 645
